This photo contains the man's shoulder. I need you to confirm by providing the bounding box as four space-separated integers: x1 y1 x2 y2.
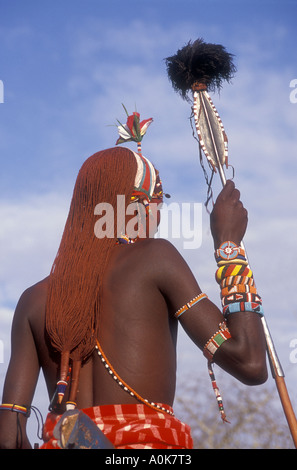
137 238 197 296
16 276 49 318
22 276 49 298
137 238 181 259
136 238 188 272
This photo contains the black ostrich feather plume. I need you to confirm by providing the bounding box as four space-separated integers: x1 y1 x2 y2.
165 38 236 100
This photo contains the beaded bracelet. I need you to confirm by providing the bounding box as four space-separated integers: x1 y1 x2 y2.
203 322 232 361
215 241 264 319
215 241 246 262
216 264 253 283
0 403 30 417
223 301 264 317
203 322 231 423
220 275 255 288
174 293 208 319
221 292 262 306
209 242 264 421
0 403 44 445
221 284 258 297
216 258 248 267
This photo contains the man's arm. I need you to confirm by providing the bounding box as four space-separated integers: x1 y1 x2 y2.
156 180 267 385
208 179 267 384
0 288 40 449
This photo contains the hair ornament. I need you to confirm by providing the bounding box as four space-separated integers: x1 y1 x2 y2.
115 104 153 155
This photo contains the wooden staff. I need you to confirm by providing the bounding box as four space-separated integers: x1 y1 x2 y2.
165 38 297 448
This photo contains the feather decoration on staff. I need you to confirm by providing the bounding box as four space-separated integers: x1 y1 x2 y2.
165 38 297 447
165 38 236 97
165 38 236 183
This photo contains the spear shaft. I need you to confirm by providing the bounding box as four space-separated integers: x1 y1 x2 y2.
195 89 297 448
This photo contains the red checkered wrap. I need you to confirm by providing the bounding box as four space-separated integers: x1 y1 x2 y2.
41 403 193 449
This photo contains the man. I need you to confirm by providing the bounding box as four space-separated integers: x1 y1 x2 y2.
0 146 267 449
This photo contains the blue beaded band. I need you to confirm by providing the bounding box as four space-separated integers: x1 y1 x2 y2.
223 301 264 317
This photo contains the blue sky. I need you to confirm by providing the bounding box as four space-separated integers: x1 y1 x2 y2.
1 0 297 447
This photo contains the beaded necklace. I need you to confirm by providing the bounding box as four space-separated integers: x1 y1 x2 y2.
116 234 138 245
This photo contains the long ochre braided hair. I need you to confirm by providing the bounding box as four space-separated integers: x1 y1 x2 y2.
45 147 138 403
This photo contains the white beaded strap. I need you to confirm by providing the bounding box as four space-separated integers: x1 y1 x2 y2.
95 339 174 416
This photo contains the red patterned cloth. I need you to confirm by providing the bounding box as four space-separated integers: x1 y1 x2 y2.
41 403 193 449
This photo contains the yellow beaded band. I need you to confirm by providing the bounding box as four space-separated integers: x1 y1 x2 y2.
0 403 30 417
216 264 253 283
216 258 248 267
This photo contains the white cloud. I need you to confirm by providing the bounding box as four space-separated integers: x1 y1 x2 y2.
0 193 69 306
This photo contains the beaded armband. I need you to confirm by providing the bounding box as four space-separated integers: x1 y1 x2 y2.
220 284 258 296
203 322 231 423
220 275 255 288
174 293 208 319
221 292 262 306
0 403 44 444
205 242 264 422
216 264 253 283
0 403 31 417
215 241 264 318
203 322 231 361
223 301 264 316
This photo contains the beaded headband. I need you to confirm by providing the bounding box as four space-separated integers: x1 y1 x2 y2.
132 151 156 201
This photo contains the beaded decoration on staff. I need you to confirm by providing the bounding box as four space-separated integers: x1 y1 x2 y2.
165 38 236 199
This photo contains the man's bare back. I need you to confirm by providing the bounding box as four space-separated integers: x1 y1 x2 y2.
10 239 201 409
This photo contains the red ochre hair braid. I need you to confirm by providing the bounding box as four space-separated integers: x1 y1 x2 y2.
46 148 138 390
